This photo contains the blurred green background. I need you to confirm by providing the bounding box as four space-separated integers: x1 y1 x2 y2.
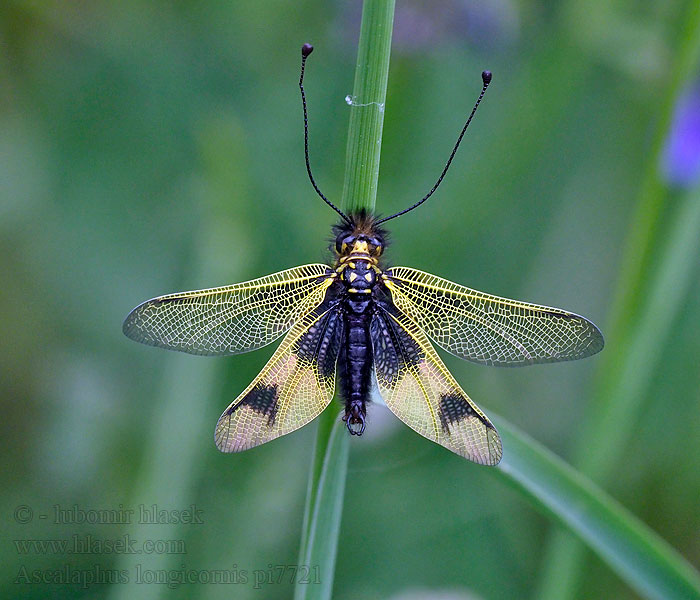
2 1 699 599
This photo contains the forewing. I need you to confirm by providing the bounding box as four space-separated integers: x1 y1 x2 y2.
384 267 603 366
123 264 334 356
371 305 502 465
215 303 343 452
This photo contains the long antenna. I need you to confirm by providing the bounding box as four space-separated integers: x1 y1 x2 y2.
376 70 492 225
299 43 352 225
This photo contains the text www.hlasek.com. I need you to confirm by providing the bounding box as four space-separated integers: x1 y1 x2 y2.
14 534 185 555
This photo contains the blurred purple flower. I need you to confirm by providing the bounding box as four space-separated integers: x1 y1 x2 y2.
394 0 519 53
341 0 519 54
663 82 700 187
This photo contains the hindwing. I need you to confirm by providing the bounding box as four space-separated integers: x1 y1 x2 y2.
123 264 333 356
371 303 502 465
215 300 343 452
384 267 603 366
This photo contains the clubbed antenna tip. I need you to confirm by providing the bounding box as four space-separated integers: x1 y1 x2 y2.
298 42 351 225
482 70 492 85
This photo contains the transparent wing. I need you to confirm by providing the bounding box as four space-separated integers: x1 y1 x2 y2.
216 302 343 452
123 264 334 356
371 304 502 465
383 266 604 366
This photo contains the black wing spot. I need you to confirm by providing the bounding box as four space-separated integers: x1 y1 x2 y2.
542 310 573 319
232 383 279 425
438 394 489 432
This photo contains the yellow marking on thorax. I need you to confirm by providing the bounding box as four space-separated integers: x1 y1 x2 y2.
338 255 378 266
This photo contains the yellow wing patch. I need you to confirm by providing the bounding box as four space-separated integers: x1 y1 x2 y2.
384 267 603 366
123 264 333 356
371 306 502 465
215 302 342 452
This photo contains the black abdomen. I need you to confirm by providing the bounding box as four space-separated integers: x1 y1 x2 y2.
339 299 373 435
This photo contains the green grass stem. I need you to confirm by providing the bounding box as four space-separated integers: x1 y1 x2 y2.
295 2 395 598
496 416 700 600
